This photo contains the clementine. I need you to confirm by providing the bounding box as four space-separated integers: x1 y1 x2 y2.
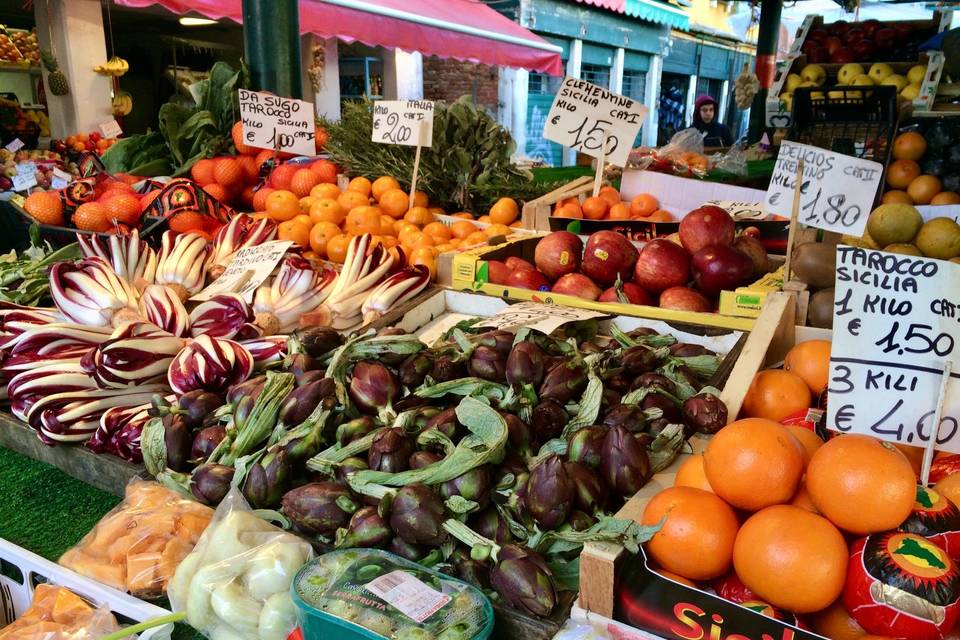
450 220 477 239
581 196 608 220
404 206 433 227
674 454 713 492
783 339 832 395
310 183 341 200
347 176 372 196
277 218 311 247
337 190 369 213
598 186 621 207
489 198 519 225
742 369 812 422
423 222 452 242
265 190 300 222
379 188 410 218
371 176 401 201
345 206 383 236
608 203 631 220
630 193 659 218
309 222 342 257
808 600 866 640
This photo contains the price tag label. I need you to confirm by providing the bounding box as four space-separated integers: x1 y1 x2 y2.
371 100 435 147
16 162 37 177
765 141 881 236
12 172 37 192
99 119 123 139
544 77 648 167
238 89 316 157
4 138 24 152
704 200 768 221
191 240 293 303
365 571 451 623
480 301 607 335
829 246 960 452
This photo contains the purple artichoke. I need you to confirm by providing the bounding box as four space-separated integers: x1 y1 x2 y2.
490 545 557 618
348 361 399 414
524 454 574 530
601 426 651 497
388 483 447 546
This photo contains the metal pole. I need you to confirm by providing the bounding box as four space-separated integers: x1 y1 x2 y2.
242 0 302 97
747 0 782 143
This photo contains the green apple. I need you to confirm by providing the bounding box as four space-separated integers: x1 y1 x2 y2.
901 83 922 100
907 65 926 85
786 73 803 93
868 63 894 83
838 63 865 85
882 74 908 92
801 64 827 87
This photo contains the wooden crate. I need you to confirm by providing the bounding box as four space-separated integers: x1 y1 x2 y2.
520 175 594 230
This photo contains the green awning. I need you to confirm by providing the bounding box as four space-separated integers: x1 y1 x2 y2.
625 0 689 30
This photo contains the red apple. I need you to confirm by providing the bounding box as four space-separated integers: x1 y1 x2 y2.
846 28 864 44
534 231 583 281
824 36 843 56
633 238 691 293
851 40 875 62
659 287 711 313
860 19 880 38
829 20 850 37
732 235 770 278
505 256 535 272
552 273 602 300
807 28 829 42
581 231 639 287
805 46 828 64
487 260 510 285
506 268 550 291
873 28 896 50
691 245 754 296
599 282 652 305
678 206 735 254
830 47 855 64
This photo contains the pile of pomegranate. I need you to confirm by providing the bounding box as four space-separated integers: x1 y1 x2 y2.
487 206 769 313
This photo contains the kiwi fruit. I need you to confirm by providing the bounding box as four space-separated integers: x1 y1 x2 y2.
792 242 836 289
808 287 835 329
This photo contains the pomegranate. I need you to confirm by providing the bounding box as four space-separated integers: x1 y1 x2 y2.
659 287 711 313
534 231 583 281
552 273 601 300
505 256 535 272
506 269 550 291
599 282 652 305
678 206 735 254
691 245 754 296
487 260 510 285
633 239 691 293
732 235 769 278
581 231 638 287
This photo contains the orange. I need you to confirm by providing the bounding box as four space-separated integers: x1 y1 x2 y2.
489 197 519 225
908 174 943 205
24 191 64 225
325 234 351 264
783 339 831 395
254 149 274 170
73 202 110 232
294 213 312 226
581 196 608 220
428 207 446 217
309 222 342 257
265 190 300 222
231 121 256 155
674 454 713 492
310 183 341 200
237 155 258 184
410 246 437 262
101 192 141 226
409 252 437 280
882 190 914 205
608 203 631 220
395 220 418 236
462 231 488 247
648 210 674 222
399 229 426 248
412 191 429 208
380 214 397 236
630 193 659 218
290 168 319 198
299 196 317 213
598 186 621 208
733 505 847 613
277 218 311 247
371 176 401 201
435 243 455 253
410 234 436 251
484 223 512 238
379 188 410 218
784 425 823 466
252 187 274 212
554 205 583 219
652 569 697 588
641 486 739 581
270 163 298 191
742 370 812 422
703 417 805 511
213 157 242 189
886 159 921 189
190 158 215 185
932 191 960 205
310 159 338 184
894 443 924 478
450 220 477 239
935 473 960 507
451 212 473 219
806 434 916 534
345 206 382 235
423 222 452 242
892 131 927 161
477 215 491 224
404 206 433 227
347 176 372 196
202 183 228 203
790 485 819 513
168 211 206 234
338 190 369 213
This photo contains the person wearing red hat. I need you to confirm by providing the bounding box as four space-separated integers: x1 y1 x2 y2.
692 95 734 148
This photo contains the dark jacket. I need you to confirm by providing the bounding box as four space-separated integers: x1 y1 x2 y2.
692 95 733 148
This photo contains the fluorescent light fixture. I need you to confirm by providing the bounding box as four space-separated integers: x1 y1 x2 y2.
179 17 217 26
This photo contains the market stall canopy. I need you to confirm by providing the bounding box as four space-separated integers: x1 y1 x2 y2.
569 0 690 30
113 0 565 75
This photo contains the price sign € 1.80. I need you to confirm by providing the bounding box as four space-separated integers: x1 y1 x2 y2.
543 77 647 168
371 101 434 148
765 141 882 236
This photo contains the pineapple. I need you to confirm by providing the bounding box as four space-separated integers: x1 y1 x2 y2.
40 49 69 96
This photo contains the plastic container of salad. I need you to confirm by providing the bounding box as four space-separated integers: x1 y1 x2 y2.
291 549 494 640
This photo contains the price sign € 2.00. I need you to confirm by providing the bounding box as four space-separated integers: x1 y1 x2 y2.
828 246 960 453
371 101 434 148
543 77 647 168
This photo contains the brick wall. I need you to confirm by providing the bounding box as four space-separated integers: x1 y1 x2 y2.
422 57 500 115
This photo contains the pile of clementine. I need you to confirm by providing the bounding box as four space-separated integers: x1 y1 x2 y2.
640 338 951 636
553 186 674 222
255 174 522 281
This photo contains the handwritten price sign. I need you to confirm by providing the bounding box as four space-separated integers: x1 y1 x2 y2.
544 77 647 168
829 246 960 452
238 90 316 157
372 101 434 147
765 141 881 236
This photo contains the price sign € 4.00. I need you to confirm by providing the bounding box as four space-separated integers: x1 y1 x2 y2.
371 101 434 148
543 77 647 168
828 246 960 453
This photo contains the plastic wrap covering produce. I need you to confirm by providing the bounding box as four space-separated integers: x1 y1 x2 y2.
58 480 212 598
167 487 313 640
291 549 494 640
0 583 123 640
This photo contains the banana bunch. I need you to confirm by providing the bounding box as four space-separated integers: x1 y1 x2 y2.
734 64 759 110
112 90 133 116
94 55 129 77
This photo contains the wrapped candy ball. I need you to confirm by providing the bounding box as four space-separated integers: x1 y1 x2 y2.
901 486 960 562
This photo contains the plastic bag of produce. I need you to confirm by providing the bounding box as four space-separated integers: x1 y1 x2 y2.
0 583 123 640
290 548 494 640
58 479 212 598
167 487 313 640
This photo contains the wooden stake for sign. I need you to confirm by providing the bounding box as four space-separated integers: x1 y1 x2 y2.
782 157 805 283
921 360 953 486
592 131 609 198
407 121 426 212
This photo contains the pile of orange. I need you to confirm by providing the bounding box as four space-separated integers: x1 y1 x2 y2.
256 174 521 281
24 178 143 232
883 131 960 205
553 186 674 222
641 337 944 632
